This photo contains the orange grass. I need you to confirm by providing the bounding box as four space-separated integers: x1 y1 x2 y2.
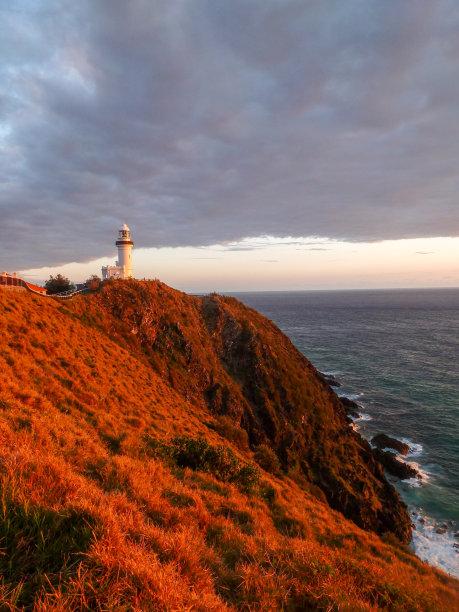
0 286 457 610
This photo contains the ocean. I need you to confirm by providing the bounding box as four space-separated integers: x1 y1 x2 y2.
232 288 459 578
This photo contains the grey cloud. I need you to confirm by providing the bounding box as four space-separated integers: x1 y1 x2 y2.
1 0 459 269
222 247 259 252
297 248 332 251
219 239 309 251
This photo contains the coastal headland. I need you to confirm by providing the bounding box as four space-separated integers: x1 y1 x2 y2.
0 280 457 610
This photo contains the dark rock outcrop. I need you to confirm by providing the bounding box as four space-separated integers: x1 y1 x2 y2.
371 433 410 456
372 449 418 479
319 373 342 387
339 396 361 418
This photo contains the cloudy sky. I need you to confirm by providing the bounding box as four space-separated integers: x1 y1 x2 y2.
2 0 458 290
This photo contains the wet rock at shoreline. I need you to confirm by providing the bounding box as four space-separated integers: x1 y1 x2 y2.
339 396 361 418
318 372 342 387
372 448 418 480
371 433 410 456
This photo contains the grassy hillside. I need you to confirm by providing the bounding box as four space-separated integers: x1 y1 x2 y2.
0 281 457 611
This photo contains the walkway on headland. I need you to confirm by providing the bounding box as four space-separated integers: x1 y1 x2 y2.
50 288 89 300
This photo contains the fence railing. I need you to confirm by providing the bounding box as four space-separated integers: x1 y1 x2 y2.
51 288 90 300
0 275 90 300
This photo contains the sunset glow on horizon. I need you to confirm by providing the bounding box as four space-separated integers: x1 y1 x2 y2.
20 235 459 293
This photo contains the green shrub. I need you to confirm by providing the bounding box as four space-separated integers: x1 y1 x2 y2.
253 444 282 475
171 436 222 472
171 436 260 491
233 463 260 492
142 436 171 460
145 435 260 492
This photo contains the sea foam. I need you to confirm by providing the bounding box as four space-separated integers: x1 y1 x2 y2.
402 438 424 457
411 513 459 578
349 412 372 431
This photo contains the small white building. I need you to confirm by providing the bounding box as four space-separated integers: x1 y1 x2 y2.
0 271 47 294
102 224 134 280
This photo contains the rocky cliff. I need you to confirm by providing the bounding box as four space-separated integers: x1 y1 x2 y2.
77 280 411 542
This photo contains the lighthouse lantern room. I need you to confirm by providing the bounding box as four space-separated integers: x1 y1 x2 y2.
102 224 134 280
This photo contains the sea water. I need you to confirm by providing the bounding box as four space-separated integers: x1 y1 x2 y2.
232 288 459 578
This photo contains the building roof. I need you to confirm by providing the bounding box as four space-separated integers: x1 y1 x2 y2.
25 281 47 293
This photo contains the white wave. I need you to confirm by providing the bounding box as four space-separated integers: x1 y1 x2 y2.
371 436 423 459
400 438 424 457
350 412 372 432
393 455 431 487
348 412 372 432
340 392 363 401
355 412 372 422
404 464 431 487
410 513 459 578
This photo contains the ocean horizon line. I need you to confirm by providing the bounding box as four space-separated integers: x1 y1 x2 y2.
208 285 459 295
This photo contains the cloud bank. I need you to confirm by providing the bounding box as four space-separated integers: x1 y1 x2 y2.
1 0 459 269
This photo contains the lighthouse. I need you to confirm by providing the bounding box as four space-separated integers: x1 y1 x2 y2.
101 224 134 280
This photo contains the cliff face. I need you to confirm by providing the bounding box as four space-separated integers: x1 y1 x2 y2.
203 296 411 540
84 280 411 542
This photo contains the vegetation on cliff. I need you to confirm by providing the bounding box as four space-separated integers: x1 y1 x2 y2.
0 281 457 610
44 274 74 295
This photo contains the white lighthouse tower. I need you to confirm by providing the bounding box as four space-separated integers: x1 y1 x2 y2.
102 224 134 280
